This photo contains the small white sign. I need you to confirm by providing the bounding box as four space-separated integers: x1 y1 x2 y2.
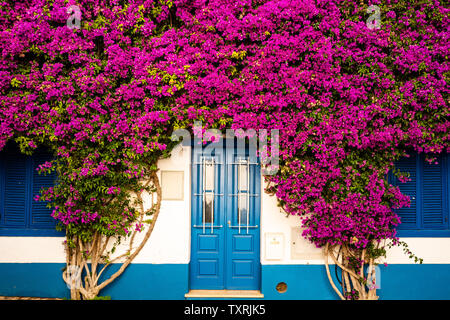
265 233 284 260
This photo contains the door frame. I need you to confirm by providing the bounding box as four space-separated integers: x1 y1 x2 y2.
188 140 262 291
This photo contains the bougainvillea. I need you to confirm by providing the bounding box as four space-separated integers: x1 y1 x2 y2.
0 0 448 299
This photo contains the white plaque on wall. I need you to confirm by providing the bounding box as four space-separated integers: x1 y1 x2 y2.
265 232 284 260
290 227 323 260
161 171 184 200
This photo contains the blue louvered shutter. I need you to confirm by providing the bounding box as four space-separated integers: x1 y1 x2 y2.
30 152 57 229
393 154 418 229
2 152 29 228
421 154 446 229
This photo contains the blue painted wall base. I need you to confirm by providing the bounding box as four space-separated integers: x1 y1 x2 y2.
0 263 188 300
0 263 449 299
100 264 188 300
261 264 450 299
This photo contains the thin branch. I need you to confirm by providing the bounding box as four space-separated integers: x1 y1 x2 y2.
324 243 345 300
360 249 366 279
96 171 162 292
100 236 111 259
342 270 352 295
329 245 360 280
95 250 132 284
95 183 157 284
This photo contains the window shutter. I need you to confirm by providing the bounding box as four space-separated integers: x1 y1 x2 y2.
394 154 418 229
30 153 57 228
2 152 28 228
421 154 446 229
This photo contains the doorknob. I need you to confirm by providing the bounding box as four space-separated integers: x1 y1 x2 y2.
228 220 231 227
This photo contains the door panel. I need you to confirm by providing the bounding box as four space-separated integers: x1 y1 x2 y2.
225 147 261 290
190 146 225 289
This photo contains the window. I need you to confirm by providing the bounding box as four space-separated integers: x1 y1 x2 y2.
202 157 215 226
237 158 249 226
391 152 450 237
0 144 63 236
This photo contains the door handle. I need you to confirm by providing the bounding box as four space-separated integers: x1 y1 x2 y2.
193 225 223 228
227 220 258 228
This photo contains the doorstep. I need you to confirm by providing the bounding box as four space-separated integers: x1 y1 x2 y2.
185 290 264 299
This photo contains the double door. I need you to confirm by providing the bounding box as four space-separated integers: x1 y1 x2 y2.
190 144 261 290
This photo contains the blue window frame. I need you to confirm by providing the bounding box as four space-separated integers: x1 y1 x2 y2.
390 152 450 237
0 144 63 236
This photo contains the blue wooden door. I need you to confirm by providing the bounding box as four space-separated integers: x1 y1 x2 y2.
190 143 261 290
224 146 261 290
